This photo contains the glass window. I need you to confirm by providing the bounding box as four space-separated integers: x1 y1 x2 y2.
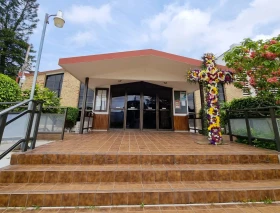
78 83 94 110
45 74 64 97
95 88 108 111
174 91 187 114
218 83 225 103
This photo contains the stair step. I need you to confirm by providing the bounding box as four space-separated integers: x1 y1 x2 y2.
0 204 280 212
0 180 280 207
1 164 280 183
10 153 279 165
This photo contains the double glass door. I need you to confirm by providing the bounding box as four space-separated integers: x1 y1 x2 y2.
110 92 172 130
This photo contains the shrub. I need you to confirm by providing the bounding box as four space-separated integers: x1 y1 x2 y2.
22 85 60 112
65 107 79 130
0 74 22 110
220 96 277 125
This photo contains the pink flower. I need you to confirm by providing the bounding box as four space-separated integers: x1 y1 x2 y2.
267 77 278 83
249 76 256 86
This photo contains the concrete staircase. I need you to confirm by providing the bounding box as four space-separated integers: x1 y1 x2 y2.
0 152 280 207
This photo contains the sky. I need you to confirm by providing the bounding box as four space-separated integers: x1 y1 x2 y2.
29 0 280 72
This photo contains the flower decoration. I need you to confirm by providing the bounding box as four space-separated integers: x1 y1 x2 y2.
186 53 234 145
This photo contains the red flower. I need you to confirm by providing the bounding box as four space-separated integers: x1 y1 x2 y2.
267 76 278 83
250 52 256 58
270 40 277 44
264 44 269 49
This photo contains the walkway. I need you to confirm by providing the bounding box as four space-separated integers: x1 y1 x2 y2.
27 131 277 154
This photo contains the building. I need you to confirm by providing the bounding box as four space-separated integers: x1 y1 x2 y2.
22 49 244 131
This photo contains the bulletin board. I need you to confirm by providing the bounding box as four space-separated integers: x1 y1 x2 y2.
174 91 187 114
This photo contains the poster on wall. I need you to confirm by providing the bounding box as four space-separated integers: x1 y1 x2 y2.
175 100 181 109
174 91 187 114
180 92 186 106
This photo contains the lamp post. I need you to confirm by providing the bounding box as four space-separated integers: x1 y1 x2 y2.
29 10 65 100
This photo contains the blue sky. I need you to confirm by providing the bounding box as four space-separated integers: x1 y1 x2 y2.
29 0 280 71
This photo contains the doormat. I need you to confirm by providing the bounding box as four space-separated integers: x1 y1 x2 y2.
195 140 229 145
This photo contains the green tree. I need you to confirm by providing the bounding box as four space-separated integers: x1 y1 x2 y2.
0 73 22 109
224 35 280 99
22 85 60 112
0 0 39 78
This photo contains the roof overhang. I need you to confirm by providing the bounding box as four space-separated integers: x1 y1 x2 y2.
59 49 203 92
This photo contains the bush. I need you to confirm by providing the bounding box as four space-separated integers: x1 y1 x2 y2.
220 96 277 125
65 107 79 130
0 74 22 109
22 85 60 112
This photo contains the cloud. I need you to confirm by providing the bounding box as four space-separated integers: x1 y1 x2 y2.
69 31 96 47
65 4 112 25
139 0 280 57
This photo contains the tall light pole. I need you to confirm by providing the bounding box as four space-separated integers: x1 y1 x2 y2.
30 10 65 99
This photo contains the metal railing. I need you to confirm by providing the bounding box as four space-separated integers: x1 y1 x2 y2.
226 106 280 152
38 107 68 140
81 110 93 132
0 99 43 160
188 112 203 133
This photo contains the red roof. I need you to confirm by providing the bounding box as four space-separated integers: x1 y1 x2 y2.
59 49 203 66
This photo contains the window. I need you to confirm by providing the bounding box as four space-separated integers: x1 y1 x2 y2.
78 83 94 110
174 91 187 114
218 83 225 103
45 74 64 97
187 93 195 113
94 88 108 111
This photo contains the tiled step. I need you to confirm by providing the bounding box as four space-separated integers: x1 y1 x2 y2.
10 153 279 165
1 164 280 183
1 180 280 207
0 204 280 212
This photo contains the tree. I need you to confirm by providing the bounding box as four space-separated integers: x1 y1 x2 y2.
0 73 22 110
22 85 60 112
0 0 39 78
224 35 280 99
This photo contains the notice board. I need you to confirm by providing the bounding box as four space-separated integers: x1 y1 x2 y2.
174 91 187 114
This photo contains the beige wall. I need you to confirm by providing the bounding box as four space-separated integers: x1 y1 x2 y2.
193 84 244 114
60 71 80 107
22 74 45 90
22 70 81 108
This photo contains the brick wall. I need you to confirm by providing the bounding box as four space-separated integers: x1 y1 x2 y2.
21 74 45 90
22 70 81 108
60 71 80 107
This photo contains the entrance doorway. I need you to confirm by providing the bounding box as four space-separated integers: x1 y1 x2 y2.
109 82 172 130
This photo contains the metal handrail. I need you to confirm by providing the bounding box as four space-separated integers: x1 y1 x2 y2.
226 107 280 152
0 99 43 160
0 99 31 115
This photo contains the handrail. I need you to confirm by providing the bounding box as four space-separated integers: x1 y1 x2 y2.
0 101 22 105
0 99 31 115
0 138 27 160
5 110 29 126
0 99 43 158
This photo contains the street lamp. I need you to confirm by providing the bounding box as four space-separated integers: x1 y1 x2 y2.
29 10 65 100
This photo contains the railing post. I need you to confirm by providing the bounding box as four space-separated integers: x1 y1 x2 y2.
79 77 89 134
194 114 197 133
30 102 43 149
0 114 8 144
22 101 36 152
270 107 280 152
244 111 252 145
226 110 233 142
61 107 68 140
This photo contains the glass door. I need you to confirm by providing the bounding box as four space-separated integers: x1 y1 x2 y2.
143 95 156 129
126 95 140 129
159 92 172 129
110 92 125 129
